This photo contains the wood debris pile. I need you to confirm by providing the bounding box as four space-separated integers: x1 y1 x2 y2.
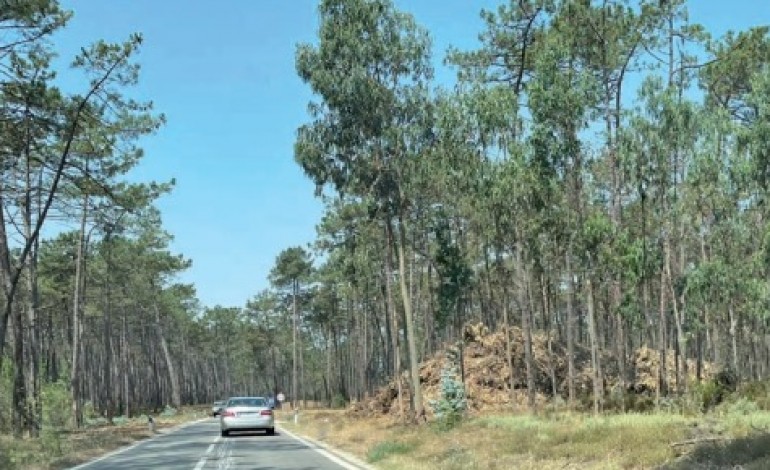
349 322 715 419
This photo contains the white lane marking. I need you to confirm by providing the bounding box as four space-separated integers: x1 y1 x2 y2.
194 433 223 470
279 427 365 470
216 438 233 470
69 418 209 470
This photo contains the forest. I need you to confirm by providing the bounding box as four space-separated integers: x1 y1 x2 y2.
2 0 770 450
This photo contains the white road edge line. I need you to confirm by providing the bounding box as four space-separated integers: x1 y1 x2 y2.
68 418 209 470
279 426 365 470
194 434 221 469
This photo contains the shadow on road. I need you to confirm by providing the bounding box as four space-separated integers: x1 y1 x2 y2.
661 433 770 469
224 430 281 438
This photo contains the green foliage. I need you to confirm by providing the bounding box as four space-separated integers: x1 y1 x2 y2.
431 215 472 328
270 247 314 290
736 380 770 410
429 348 467 430
41 381 71 429
331 393 347 409
160 405 177 417
718 397 760 416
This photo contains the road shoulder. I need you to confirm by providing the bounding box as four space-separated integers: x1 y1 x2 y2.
278 424 377 470
68 418 209 469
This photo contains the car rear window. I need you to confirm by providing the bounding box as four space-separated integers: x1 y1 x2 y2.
227 398 266 407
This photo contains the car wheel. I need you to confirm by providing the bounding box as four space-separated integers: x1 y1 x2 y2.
265 427 275 436
221 429 229 437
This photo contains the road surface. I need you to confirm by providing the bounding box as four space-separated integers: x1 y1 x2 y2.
70 419 366 470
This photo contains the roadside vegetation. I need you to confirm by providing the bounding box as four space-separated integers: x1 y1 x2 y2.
0 406 207 470
282 397 770 469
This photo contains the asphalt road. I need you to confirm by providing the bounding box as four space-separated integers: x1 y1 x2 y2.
70 419 365 470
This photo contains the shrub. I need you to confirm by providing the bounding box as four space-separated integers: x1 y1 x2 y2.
41 380 71 429
737 380 770 410
112 415 129 426
429 360 467 430
0 440 14 470
331 393 347 409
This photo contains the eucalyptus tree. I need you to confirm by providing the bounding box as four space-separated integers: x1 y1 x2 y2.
442 0 560 411
295 0 434 420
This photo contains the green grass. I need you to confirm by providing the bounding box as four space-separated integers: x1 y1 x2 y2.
368 440 420 463
274 407 770 469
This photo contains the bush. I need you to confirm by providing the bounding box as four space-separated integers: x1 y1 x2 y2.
112 415 129 426
737 380 770 410
685 371 737 413
41 380 71 429
160 405 177 417
718 397 760 416
0 440 14 470
429 360 467 430
331 393 347 409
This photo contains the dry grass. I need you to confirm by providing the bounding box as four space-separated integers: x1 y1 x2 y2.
0 406 208 470
278 408 770 469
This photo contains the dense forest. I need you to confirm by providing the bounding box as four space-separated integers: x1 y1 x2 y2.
2 0 770 440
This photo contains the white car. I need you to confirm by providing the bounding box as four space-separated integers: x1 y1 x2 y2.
211 400 225 417
219 396 275 437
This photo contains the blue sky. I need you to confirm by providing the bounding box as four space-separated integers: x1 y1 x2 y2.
53 0 767 308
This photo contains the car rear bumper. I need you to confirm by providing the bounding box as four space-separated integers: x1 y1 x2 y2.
221 415 274 430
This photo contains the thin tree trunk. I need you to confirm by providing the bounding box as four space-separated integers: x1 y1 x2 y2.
516 242 535 410
395 213 422 421
71 194 88 428
12 304 26 437
586 277 602 415
384 220 404 419
154 304 180 408
495 248 515 403
658 257 668 405
566 248 576 406
292 278 298 410
729 305 739 374
23 152 41 437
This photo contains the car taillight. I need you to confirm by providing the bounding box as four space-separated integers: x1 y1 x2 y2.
260 410 272 416
222 410 236 417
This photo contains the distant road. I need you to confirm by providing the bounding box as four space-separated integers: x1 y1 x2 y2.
70 419 365 470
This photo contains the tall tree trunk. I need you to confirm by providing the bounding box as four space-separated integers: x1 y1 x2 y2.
122 311 131 417
495 247 515 403
292 278 298 410
395 213 422 421
586 277 602 415
729 305 739 374
154 304 180 408
384 220 404 418
0 190 15 372
657 256 668 404
23 153 41 437
516 242 535 410
71 194 88 428
566 247 576 406
12 304 26 437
